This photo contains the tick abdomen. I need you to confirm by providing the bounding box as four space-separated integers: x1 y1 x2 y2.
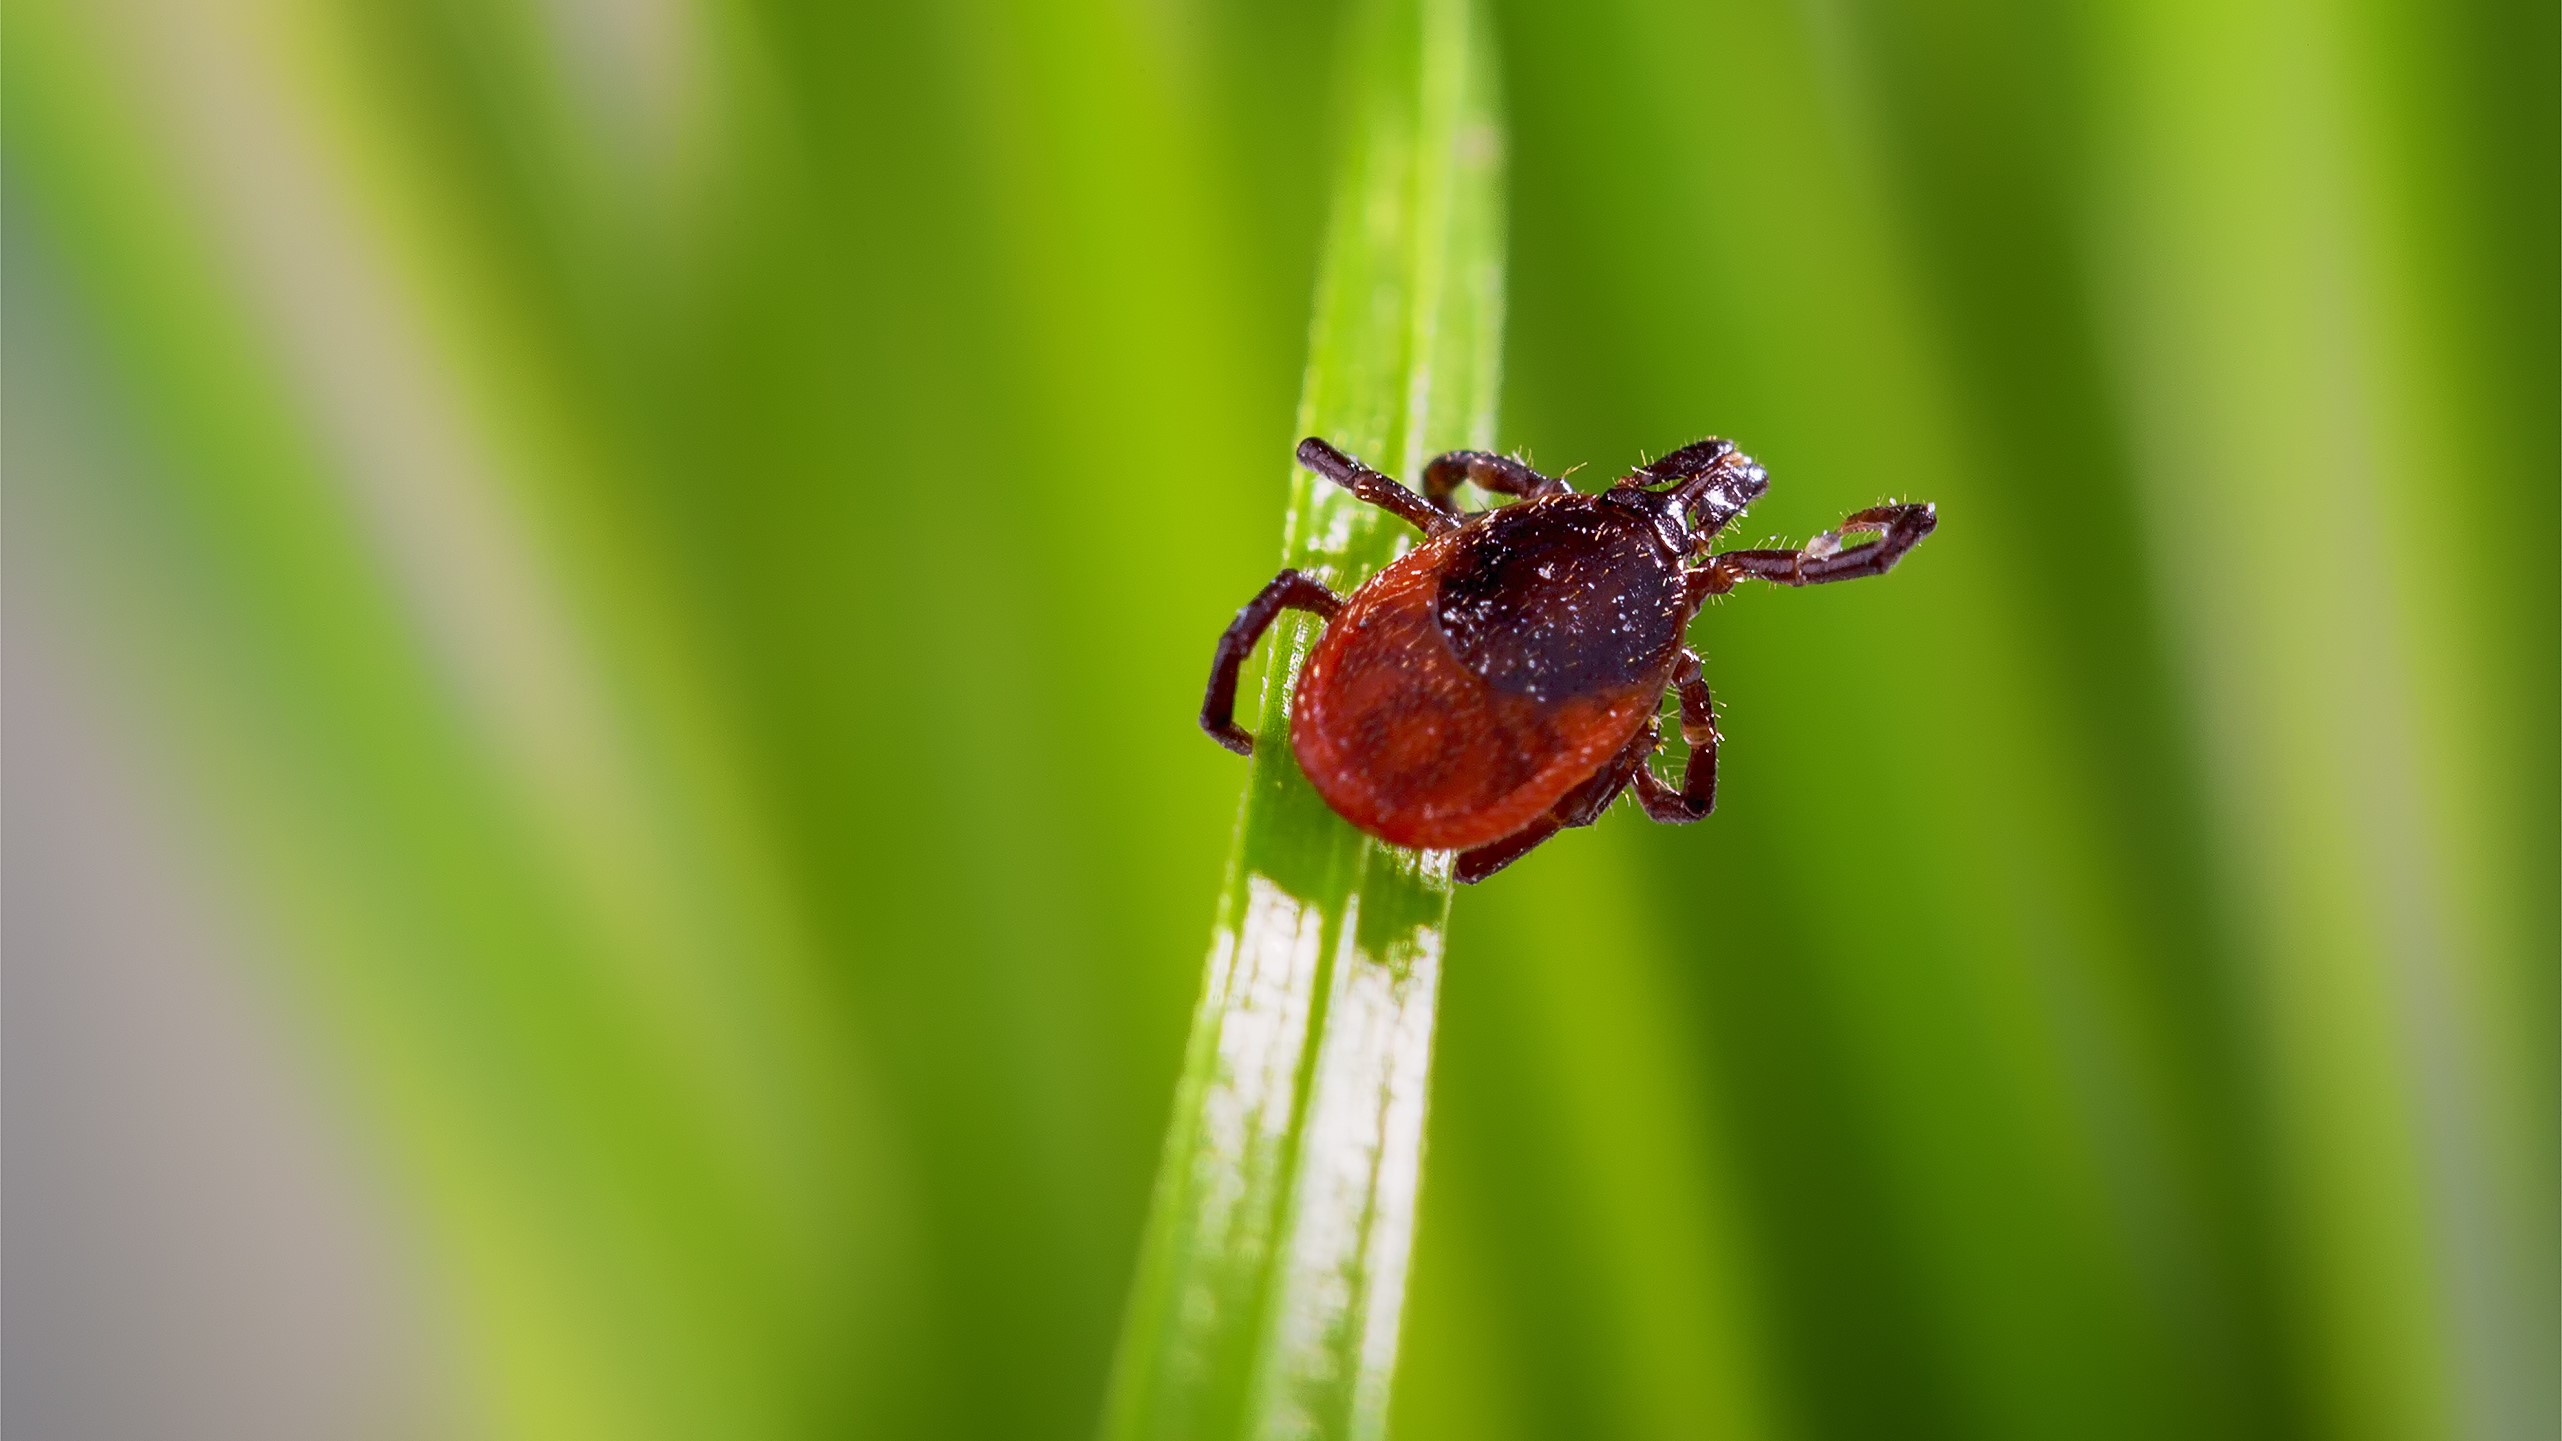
1290 496 1677 850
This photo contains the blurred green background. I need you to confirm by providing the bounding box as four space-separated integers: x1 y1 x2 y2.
4 0 2552 1438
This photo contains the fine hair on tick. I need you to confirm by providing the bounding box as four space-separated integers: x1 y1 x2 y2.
1200 435 1938 883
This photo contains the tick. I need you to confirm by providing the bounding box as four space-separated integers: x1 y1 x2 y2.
1200 435 1937 883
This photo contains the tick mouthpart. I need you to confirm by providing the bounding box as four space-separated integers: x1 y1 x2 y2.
1669 456 1767 534
1663 454 1764 503
1603 483 1696 556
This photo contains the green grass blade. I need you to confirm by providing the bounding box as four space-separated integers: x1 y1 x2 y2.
1099 1 1503 1437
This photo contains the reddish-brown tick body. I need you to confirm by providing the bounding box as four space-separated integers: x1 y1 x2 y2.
1199 436 1936 882
1293 491 1682 850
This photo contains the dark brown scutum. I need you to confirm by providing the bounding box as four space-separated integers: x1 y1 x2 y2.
1433 495 1687 703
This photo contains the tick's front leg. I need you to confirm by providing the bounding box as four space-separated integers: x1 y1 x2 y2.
1297 437 1461 536
1689 501 1937 599
1199 569 1343 755
1420 450 1566 511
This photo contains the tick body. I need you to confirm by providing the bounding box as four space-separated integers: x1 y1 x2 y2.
1201 436 1936 883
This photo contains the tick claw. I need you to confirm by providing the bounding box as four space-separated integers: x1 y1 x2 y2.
1203 717 1255 756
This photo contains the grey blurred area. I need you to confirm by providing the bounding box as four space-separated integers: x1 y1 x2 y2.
4 235 445 1439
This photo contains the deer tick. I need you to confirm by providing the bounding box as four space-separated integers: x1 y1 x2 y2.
1200 435 1937 883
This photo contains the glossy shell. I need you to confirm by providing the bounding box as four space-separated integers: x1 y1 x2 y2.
1290 491 1689 850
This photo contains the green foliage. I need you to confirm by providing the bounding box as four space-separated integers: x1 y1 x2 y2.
3 0 2551 1438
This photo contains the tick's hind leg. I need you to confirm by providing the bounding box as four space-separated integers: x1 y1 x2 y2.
1200 569 1342 755
1454 725 1657 884
1297 437 1459 536
1421 451 1566 511
1691 501 1937 598
1631 649 1719 823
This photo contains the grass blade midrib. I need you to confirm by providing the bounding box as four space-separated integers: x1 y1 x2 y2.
1099 0 1502 1435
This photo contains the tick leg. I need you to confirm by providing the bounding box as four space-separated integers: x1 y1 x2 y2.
1690 501 1938 599
1200 568 1343 756
1453 815 1569 885
1420 450 1567 510
1626 436 1735 481
1631 649 1719 823
1624 437 1768 537
1298 437 1459 536
1454 725 1656 884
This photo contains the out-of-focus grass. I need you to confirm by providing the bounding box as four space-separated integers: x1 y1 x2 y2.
1400 4 2555 1440
3 0 2550 1440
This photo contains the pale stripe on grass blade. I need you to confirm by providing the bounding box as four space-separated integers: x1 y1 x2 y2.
1099 0 1502 1438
